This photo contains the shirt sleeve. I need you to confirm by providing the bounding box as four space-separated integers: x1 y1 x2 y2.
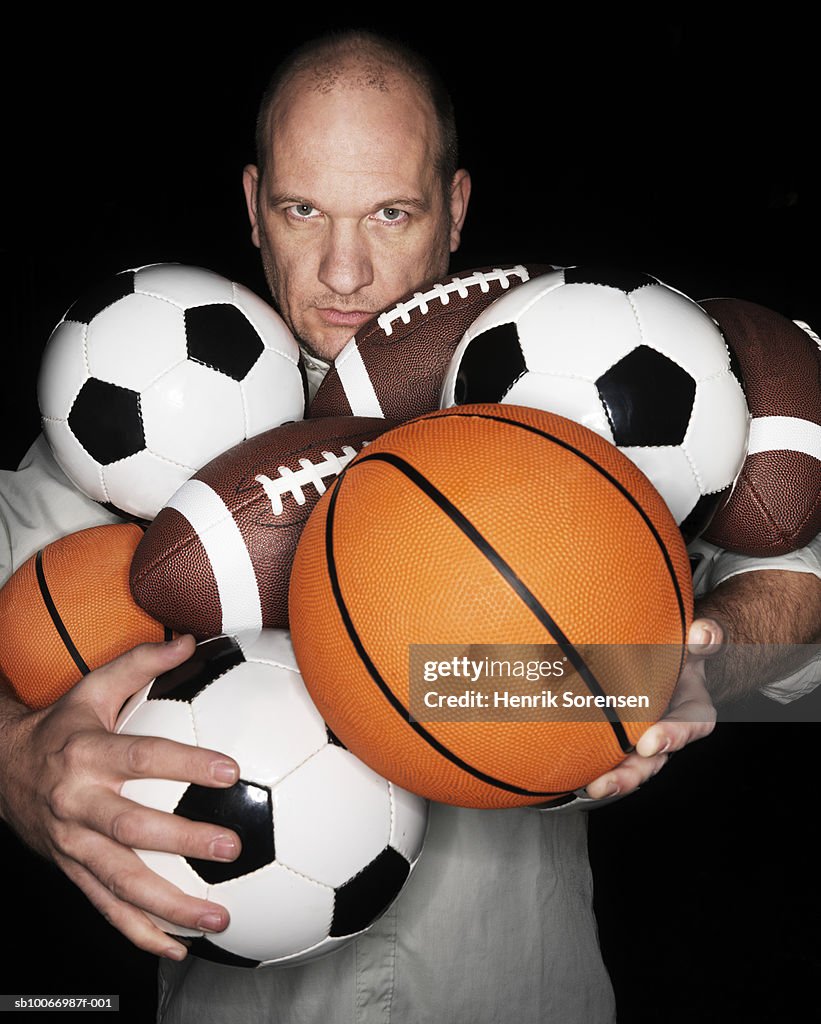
0 435 119 586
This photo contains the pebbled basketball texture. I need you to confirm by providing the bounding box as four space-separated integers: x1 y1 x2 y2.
699 298 821 556
308 264 553 422
289 404 694 809
130 416 395 639
0 523 171 708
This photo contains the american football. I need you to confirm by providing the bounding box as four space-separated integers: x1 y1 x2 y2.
130 416 394 639
308 264 552 422
699 298 821 556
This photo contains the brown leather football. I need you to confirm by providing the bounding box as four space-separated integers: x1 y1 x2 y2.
699 298 821 556
130 416 395 638
308 264 553 422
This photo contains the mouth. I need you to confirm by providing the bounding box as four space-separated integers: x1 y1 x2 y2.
315 308 377 330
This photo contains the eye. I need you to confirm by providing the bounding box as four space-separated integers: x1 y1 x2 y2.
374 207 408 224
288 203 320 220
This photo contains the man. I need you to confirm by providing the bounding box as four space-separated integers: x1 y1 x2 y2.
1 28 819 1024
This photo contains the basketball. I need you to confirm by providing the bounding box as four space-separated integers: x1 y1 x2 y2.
0 523 171 708
288 404 694 809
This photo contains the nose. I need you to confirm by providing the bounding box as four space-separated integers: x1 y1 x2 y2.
317 221 374 297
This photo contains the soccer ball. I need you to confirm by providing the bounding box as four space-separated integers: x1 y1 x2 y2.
115 629 428 968
38 263 306 521
439 266 750 540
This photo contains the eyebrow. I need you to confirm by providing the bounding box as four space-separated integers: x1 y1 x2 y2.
388 196 431 213
266 192 313 208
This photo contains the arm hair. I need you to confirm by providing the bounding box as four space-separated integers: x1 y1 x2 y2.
695 569 821 704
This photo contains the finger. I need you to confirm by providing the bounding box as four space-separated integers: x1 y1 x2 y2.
60 857 190 960
77 636 198 719
584 752 669 800
58 848 229 959
115 732 240 787
53 729 239 790
58 835 231 936
631 655 716 758
634 707 716 759
76 788 241 863
90 844 231 935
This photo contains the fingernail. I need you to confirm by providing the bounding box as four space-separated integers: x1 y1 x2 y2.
690 622 709 645
211 836 238 861
197 912 225 933
211 761 238 784
604 782 620 797
163 945 187 961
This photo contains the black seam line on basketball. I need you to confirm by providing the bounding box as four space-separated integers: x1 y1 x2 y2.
434 409 689 639
34 549 90 676
324 475 567 798
421 409 691 731
355 451 631 756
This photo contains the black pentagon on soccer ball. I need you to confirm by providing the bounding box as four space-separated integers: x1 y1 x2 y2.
63 270 136 325
68 377 144 464
454 322 527 404
326 726 347 749
178 780 275 884
185 304 264 381
679 485 733 544
562 265 657 293
330 846 411 937
595 345 696 447
178 936 260 969
147 635 245 703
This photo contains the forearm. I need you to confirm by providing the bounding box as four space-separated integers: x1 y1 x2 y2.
0 675 35 824
694 569 821 704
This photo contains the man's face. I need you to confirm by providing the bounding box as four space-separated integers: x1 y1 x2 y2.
244 74 470 361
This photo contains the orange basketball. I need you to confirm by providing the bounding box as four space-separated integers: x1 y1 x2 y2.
0 523 172 708
288 404 694 809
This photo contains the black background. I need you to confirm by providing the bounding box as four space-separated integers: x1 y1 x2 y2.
2 11 819 1022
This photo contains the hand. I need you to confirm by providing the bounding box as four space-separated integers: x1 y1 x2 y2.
583 619 722 800
0 637 241 961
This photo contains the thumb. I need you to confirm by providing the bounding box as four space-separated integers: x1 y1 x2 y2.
688 617 724 657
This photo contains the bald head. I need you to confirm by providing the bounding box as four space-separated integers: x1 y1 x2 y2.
300 52 392 94
254 30 459 198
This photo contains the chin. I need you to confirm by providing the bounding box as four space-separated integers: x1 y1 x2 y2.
304 328 355 363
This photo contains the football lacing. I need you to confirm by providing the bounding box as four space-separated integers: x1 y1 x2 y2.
255 444 364 515
376 265 531 336
794 319 821 352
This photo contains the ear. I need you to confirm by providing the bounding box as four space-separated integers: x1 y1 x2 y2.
448 169 472 253
242 165 262 249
